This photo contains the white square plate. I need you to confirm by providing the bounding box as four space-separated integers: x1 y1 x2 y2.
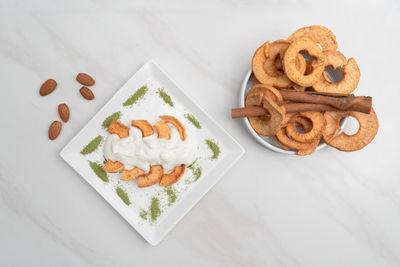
60 61 245 245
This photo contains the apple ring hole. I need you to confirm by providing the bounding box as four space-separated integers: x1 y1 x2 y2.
295 125 307 134
340 116 359 135
294 117 312 134
300 50 315 63
324 65 344 83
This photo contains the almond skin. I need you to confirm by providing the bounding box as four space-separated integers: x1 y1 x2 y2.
40 79 57 96
49 121 62 140
58 103 70 122
80 87 95 100
76 73 95 86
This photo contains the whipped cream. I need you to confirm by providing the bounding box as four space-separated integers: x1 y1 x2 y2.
103 125 197 173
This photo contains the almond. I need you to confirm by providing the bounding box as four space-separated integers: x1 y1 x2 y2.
40 79 57 96
76 73 95 86
58 103 70 122
80 86 95 100
49 121 62 140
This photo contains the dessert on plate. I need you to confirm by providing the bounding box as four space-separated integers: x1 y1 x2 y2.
102 115 197 187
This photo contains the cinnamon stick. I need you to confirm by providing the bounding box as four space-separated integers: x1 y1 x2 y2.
283 103 337 113
231 106 267 118
231 102 367 119
279 90 372 114
232 104 333 118
285 90 352 97
232 89 373 119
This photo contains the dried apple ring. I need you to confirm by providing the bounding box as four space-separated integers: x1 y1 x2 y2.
276 127 321 156
153 121 171 139
137 165 164 188
160 115 186 141
108 120 129 138
103 160 124 173
286 112 326 143
264 40 306 77
131 120 154 137
245 90 285 136
160 164 186 187
288 25 338 51
322 108 378 151
313 58 360 94
275 115 312 151
283 38 325 86
276 126 320 153
121 167 145 181
252 43 292 88
275 113 321 155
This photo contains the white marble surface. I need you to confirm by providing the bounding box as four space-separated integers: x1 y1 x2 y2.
0 0 399 266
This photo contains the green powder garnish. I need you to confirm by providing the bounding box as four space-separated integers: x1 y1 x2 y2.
184 114 201 129
193 167 202 182
80 135 103 155
89 161 108 182
157 88 174 107
140 209 148 220
206 139 221 159
188 164 202 182
164 187 177 206
123 85 148 107
187 159 197 169
102 111 121 129
116 187 131 206
150 197 162 222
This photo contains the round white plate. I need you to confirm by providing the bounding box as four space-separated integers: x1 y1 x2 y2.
239 68 347 154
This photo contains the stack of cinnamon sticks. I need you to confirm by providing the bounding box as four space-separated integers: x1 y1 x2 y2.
231 90 372 119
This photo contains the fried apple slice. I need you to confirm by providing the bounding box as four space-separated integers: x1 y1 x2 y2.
121 167 145 181
108 120 129 138
131 120 154 137
153 121 171 139
137 165 164 188
245 91 285 136
323 108 378 152
286 112 326 143
160 115 186 141
283 38 325 87
288 25 338 51
159 164 186 187
313 58 360 94
103 160 124 173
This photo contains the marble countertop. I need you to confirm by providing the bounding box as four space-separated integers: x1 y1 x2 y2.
1 0 399 266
